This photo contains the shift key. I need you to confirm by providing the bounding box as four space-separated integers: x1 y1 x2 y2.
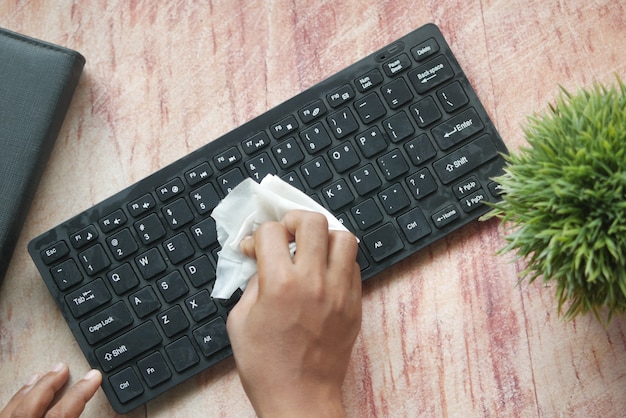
433 134 498 184
95 321 161 372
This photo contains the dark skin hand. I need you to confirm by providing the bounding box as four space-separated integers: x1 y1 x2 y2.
0 363 101 418
227 210 363 417
1 210 362 418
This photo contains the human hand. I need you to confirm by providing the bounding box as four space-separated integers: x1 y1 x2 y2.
226 210 362 418
0 363 101 418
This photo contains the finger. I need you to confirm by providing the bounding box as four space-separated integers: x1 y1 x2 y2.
0 373 41 417
227 274 259 334
45 369 102 418
328 231 359 278
281 210 329 268
254 221 293 286
239 235 256 259
8 363 69 418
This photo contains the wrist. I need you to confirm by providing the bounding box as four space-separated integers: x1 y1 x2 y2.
249 382 346 418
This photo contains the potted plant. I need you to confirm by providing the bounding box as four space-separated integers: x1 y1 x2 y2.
484 76 626 323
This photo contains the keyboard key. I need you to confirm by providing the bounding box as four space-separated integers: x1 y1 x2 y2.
107 263 139 295
351 198 383 230
350 164 382 196
437 81 469 112
110 367 144 404
245 152 277 181
378 183 410 215
135 248 167 280
431 107 485 150
80 301 133 345
70 225 98 249
460 189 488 212
65 278 112 318
300 157 333 188
190 218 218 249
184 255 216 288
397 208 432 243
107 228 138 261
241 131 271 154
134 214 166 245
156 178 184 202
383 53 411 76
190 182 220 215
272 137 304 169
432 204 461 228
383 111 414 143
408 54 455 93
40 240 69 265
128 194 156 217
270 115 299 139
327 108 358 138
432 134 498 184
99 209 128 233
217 168 245 194
404 134 436 165
355 69 383 92
300 123 332 153
158 305 190 337
381 78 413 109
51 259 83 290
157 271 189 302
411 37 439 61
406 168 438 199
409 96 442 128
377 149 409 180
452 176 481 199
165 337 199 372
162 232 194 264
185 290 217 322
138 352 172 388
95 321 162 372
328 141 360 173
298 99 327 123
354 93 386 123
130 286 161 318
355 127 387 158
162 199 194 229
213 147 242 170
78 244 110 275
184 162 213 185
322 179 354 211
192 317 229 357
327 84 355 107
362 223 404 261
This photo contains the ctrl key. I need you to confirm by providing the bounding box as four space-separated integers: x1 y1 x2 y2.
109 367 144 404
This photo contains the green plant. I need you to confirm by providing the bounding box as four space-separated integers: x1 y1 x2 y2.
484 76 626 323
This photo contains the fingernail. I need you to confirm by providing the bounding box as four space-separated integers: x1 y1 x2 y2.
82 369 101 381
51 362 66 373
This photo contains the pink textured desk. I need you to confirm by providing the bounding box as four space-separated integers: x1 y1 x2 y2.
1 1 626 416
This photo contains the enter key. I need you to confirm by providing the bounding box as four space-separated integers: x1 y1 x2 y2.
431 107 484 150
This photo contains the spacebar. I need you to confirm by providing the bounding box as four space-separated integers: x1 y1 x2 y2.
432 134 498 184
95 321 162 372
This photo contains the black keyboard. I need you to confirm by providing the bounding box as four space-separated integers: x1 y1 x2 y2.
28 23 508 414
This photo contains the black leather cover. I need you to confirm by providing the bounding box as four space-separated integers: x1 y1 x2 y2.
0 27 85 285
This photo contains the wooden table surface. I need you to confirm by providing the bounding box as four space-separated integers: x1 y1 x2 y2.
2 1 626 417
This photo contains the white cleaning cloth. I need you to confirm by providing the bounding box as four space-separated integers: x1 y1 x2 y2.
210 174 349 299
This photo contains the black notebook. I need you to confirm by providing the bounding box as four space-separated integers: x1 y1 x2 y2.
0 27 85 285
